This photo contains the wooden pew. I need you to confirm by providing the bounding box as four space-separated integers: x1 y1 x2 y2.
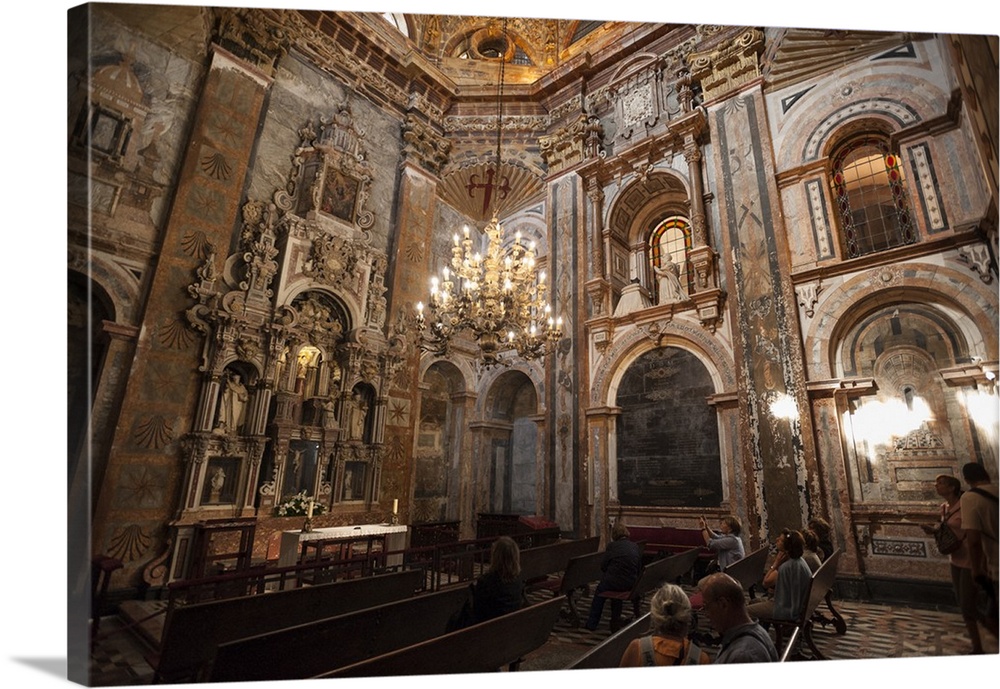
722 544 769 597
208 584 471 682
688 544 769 641
625 525 713 563
318 597 565 678
533 551 604 626
775 549 842 661
565 612 652 669
150 568 423 683
597 547 701 629
519 536 600 586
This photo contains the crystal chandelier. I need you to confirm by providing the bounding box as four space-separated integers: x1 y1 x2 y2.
416 215 563 367
415 19 564 368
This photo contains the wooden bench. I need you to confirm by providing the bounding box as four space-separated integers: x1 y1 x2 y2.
625 525 713 563
565 612 652 669
150 568 423 683
597 547 702 629
208 584 472 682
775 549 842 661
318 597 565 678
534 550 605 626
520 536 601 587
689 544 770 610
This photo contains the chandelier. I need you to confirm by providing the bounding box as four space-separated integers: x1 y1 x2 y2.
415 19 564 368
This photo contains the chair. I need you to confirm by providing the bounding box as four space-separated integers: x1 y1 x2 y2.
597 547 701 630
688 545 769 642
774 549 842 661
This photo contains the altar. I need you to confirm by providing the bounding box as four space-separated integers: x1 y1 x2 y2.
278 523 409 568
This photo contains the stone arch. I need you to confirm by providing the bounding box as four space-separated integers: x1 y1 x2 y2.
68 248 140 325
804 263 998 379
592 318 736 408
606 171 691 246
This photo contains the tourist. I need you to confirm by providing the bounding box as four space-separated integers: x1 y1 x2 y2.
697 572 778 663
471 536 526 623
619 583 710 666
584 520 642 631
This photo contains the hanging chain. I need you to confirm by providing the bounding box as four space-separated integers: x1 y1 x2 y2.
494 18 508 169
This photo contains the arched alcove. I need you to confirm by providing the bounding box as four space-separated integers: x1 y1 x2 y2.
483 370 539 514
413 361 467 521
615 346 722 507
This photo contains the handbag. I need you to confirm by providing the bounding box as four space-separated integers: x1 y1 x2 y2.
934 517 963 555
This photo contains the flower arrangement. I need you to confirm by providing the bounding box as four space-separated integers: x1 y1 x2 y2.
274 491 325 517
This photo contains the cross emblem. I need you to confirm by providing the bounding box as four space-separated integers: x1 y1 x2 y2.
467 166 510 216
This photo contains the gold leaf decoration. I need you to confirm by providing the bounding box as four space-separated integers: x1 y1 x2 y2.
180 230 212 258
107 524 152 563
134 415 173 449
159 317 197 350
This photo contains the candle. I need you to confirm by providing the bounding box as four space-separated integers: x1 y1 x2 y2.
306 499 314 519
392 499 398 515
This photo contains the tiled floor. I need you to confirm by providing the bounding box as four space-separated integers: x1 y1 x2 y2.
87 584 998 686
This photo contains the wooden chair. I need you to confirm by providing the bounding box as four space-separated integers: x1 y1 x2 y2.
566 613 651 669
774 549 842 661
534 551 604 626
688 544 770 641
597 547 701 630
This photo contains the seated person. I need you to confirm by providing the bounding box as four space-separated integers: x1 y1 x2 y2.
699 514 746 571
802 529 823 573
584 520 641 631
807 517 834 561
746 529 812 625
619 583 711 666
471 536 526 623
697 572 778 663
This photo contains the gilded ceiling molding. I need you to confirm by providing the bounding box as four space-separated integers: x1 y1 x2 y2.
688 28 765 103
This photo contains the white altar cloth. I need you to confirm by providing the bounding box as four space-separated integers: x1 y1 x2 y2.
278 523 409 568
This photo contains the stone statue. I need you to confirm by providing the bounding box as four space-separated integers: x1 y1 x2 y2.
209 466 226 502
217 372 249 433
321 397 338 429
344 393 368 440
654 254 686 304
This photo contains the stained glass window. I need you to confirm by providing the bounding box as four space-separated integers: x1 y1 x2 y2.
649 216 692 292
832 135 915 258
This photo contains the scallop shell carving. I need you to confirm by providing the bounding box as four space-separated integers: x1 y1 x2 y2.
134 415 173 449
181 230 213 258
159 316 198 350
201 151 233 180
107 524 152 562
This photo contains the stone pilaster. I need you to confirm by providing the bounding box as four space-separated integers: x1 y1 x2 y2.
91 46 274 587
700 75 818 538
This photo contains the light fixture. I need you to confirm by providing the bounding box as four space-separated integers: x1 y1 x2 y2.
415 19 564 368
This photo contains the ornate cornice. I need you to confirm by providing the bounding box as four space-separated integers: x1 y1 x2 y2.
688 28 765 103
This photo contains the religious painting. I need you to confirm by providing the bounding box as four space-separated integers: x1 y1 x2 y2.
201 456 240 505
320 167 359 223
282 440 319 498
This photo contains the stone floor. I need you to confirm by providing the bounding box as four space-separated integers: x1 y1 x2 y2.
86 583 998 686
